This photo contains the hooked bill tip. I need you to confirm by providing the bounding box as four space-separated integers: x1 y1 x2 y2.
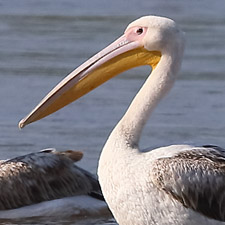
18 119 26 129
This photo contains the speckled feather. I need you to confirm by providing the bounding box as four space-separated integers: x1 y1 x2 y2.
0 149 102 210
151 145 225 222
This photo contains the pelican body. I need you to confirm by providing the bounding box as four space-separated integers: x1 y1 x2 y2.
0 149 109 219
19 16 225 224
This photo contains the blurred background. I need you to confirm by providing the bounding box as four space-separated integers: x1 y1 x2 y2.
0 1 225 223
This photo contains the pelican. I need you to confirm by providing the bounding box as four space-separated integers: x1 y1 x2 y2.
0 149 109 219
18 15 225 224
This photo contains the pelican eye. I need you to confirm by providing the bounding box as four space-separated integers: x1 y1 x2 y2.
136 28 144 35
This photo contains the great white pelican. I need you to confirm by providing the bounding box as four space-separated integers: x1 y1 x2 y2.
19 16 225 225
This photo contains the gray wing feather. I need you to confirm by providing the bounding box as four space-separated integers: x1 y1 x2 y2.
0 149 102 210
151 145 225 222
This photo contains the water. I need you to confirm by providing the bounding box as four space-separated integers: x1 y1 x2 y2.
1 0 225 224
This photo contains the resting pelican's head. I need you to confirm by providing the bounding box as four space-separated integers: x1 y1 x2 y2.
19 15 185 128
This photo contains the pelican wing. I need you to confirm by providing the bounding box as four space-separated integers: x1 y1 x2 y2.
151 145 225 222
0 149 102 210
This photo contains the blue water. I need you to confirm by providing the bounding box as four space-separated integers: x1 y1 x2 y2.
1 0 225 224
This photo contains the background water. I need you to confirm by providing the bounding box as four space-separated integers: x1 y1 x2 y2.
1 0 225 224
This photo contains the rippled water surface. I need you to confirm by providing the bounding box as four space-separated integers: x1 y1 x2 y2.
1 0 225 224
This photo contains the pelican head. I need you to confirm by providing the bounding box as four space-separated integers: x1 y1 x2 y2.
127 16 184 53
19 15 184 128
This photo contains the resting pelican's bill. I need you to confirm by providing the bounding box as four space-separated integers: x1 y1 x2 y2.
0 149 109 219
19 16 225 224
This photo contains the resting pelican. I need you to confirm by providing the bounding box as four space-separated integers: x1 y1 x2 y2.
19 16 225 224
0 149 109 219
